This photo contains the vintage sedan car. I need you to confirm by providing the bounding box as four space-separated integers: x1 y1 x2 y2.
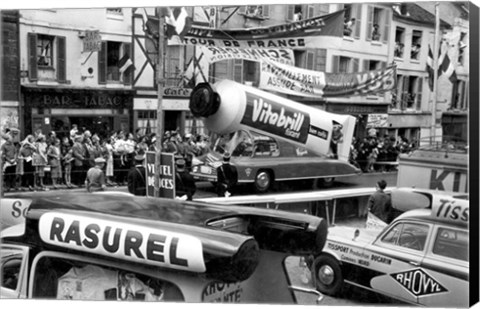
1 192 326 303
312 189 469 307
191 129 360 192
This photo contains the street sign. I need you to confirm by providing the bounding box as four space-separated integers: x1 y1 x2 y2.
146 151 175 198
83 30 102 52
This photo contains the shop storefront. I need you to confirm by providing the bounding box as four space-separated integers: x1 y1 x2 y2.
133 87 206 137
21 86 134 139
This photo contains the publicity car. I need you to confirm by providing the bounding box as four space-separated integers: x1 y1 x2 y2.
1 192 327 303
191 129 360 192
312 188 469 307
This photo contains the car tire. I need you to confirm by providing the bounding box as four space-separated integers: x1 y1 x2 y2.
254 170 272 193
313 254 343 296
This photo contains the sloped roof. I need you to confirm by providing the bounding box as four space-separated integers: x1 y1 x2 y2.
393 3 451 29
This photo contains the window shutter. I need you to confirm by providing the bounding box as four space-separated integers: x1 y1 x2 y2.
56 36 66 83
332 55 339 73
366 5 373 41
401 76 409 109
416 77 423 109
382 10 390 43
354 4 362 39
98 41 107 84
317 4 329 16
287 5 294 21
123 43 133 85
262 5 269 17
363 60 370 72
306 51 314 69
352 58 359 73
238 6 246 14
28 33 38 81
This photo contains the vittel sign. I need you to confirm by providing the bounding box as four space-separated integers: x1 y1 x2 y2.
241 93 309 144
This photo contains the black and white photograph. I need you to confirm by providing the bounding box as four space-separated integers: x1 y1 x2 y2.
0 0 478 307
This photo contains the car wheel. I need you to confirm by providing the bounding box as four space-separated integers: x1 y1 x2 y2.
313 255 343 296
254 170 272 193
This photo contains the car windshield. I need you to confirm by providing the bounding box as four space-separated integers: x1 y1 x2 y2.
212 130 254 157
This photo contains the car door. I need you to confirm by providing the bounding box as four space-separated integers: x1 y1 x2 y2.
365 220 431 305
1 245 29 298
418 225 469 307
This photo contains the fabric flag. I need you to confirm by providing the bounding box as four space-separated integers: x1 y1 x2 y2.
165 7 192 40
440 52 457 83
426 46 435 91
118 54 134 74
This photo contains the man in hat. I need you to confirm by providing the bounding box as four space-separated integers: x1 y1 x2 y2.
85 157 106 192
216 152 238 197
127 154 146 196
175 158 196 201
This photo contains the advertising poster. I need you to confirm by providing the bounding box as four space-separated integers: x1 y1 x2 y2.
146 151 175 198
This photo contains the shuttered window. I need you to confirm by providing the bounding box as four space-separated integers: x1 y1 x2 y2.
233 59 243 83
123 43 132 85
27 33 66 82
287 5 294 21
315 49 327 72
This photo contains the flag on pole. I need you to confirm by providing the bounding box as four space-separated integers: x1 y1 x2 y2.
118 53 134 74
426 46 435 91
165 7 192 40
440 51 457 83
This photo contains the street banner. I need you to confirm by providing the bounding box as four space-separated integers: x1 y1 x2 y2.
146 151 175 198
367 114 389 128
167 10 344 48
199 46 294 65
259 59 397 98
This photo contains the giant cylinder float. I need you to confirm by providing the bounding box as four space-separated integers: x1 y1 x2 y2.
189 79 356 161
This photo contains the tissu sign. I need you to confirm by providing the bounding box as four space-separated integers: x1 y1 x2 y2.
200 46 294 65
259 60 397 98
168 10 344 49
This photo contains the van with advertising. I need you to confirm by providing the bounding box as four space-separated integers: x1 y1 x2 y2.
1 192 327 303
189 80 360 192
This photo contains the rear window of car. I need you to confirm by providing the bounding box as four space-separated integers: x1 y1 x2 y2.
432 227 469 262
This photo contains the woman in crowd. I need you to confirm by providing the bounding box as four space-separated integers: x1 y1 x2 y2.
47 137 62 189
34 134 48 190
19 135 36 191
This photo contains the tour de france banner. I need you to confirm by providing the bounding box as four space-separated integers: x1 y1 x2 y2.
168 10 344 49
199 46 294 65
259 59 397 98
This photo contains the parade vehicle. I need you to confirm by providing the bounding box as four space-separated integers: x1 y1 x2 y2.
189 80 360 192
191 129 360 192
0 192 327 303
312 188 469 307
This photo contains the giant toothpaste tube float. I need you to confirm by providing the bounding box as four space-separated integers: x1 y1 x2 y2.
190 80 356 161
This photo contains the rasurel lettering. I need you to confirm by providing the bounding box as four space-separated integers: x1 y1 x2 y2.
39 212 206 272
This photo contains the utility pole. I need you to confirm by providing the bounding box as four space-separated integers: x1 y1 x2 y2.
154 8 165 197
431 2 440 143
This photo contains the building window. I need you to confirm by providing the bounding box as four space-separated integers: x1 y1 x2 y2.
294 49 326 71
396 75 422 110
451 80 468 110
286 5 303 21
28 33 66 83
410 30 422 60
37 34 54 67
137 110 157 136
333 56 359 73
458 32 467 65
394 27 405 58
367 6 390 43
98 41 132 85
240 5 269 18
165 46 182 87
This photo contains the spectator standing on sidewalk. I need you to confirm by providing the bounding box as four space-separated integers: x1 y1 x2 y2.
1 135 18 192
85 157 106 192
34 134 48 190
19 135 36 191
47 138 62 189
127 154 146 196
72 134 86 186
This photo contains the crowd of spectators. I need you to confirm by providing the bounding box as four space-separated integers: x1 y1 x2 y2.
349 134 417 173
1 125 211 192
